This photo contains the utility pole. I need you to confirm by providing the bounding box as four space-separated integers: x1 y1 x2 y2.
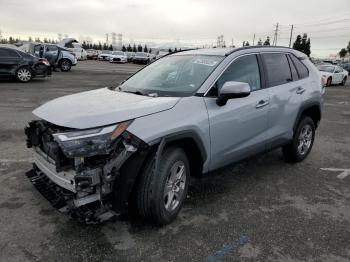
252 34 255 46
289 25 294 48
273 23 279 46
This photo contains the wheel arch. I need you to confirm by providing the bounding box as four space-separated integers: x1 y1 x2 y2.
113 131 207 215
294 102 322 131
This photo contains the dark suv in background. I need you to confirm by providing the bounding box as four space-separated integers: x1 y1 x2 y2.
0 46 51 82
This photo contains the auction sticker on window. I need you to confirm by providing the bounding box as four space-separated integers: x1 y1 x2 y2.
193 58 218 66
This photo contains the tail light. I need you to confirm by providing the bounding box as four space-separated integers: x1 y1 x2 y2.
39 58 50 66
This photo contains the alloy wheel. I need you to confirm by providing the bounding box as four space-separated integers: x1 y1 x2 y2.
297 124 313 155
163 161 187 212
17 68 32 82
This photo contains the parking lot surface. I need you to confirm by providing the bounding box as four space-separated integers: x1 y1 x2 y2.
0 61 349 262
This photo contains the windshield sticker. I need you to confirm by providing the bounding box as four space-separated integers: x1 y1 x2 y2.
193 59 218 66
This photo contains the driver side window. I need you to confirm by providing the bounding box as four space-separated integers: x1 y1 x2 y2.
209 55 261 96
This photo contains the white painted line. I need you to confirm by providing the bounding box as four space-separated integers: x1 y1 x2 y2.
0 158 33 163
320 168 350 180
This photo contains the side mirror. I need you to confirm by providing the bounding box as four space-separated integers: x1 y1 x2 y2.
216 81 251 106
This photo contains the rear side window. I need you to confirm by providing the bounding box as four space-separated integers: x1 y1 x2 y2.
0 48 20 58
289 54 309 79
46 45 58 52
262 53 292 87
287 55 298 81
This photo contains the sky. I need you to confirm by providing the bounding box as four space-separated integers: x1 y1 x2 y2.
0 0 349 57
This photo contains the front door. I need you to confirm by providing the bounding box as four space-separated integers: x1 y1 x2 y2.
44 45 59 66
204 54 270 171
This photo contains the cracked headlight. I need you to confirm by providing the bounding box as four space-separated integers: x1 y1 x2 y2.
53 120 132 157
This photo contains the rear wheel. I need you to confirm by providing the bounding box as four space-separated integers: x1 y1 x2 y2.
59 59 72 72
137 147 189 225
16 67 32 82
282 117 315 163
340 77 347 86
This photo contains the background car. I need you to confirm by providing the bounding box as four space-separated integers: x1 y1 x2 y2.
18 43 77 72
109 51 128 63
98 50 112 61
126 52 135 62
133 52 151 64
317 64 348 86
86 49 99 60
71 48 87 60
339 62 350 74
0 46 51 82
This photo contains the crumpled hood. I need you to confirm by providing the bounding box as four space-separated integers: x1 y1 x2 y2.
33 88 180 129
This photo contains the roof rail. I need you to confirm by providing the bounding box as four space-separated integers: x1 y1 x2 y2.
225 45 296 56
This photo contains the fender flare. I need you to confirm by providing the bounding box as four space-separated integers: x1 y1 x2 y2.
293 101 322 131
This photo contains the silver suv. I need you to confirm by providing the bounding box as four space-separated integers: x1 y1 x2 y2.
25 47 323 224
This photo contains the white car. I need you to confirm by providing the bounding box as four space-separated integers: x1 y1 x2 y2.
98 50 112 61
317 64 348 86
109 51 127 63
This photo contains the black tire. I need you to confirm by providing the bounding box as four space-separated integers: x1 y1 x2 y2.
282 117 315 163
59 59 72 72
137 146 190 225
16 66 32 82
326 77 332 87
340 77 347 86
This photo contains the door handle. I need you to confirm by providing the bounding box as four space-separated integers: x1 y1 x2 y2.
255 99 269 109
296 87 306 94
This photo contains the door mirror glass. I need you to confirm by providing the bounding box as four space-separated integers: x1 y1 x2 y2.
216 81 251 106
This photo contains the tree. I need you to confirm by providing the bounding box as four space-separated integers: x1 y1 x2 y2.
98 42 102 50
244 41 250 46
108 44 113 51
127 44 132 52
257 39 263 46
174 47 178 52
122 45 126 52
347 41 350 54
132 44 137 52
339 48 347 58
149 48 152 53
137 44 143 52
168 48 173 53
301 33 311 57
28 36 33 42
263 36 270 46
144 44 148 52
293 35 302 51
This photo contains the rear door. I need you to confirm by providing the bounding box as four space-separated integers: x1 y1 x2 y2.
0 48 21 76
261 53 303 149
204 54 270 171
44 45 59 66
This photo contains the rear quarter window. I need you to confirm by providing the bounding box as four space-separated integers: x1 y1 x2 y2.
289 54 309 79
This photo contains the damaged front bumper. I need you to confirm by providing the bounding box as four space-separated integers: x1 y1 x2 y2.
24 120 147 223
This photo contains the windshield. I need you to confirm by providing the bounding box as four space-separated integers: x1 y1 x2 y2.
136 52 147 57
112 51 124 55
317 65 334 73
119 55 223 97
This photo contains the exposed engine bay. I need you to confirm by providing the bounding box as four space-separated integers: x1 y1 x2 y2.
24 120 148 223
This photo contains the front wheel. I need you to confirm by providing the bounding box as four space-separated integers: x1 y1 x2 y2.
282 117 315 163
59 59 72 72
137 147 189 225
16 67 32 82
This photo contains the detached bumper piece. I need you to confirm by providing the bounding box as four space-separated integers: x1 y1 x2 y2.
26 164 117 224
